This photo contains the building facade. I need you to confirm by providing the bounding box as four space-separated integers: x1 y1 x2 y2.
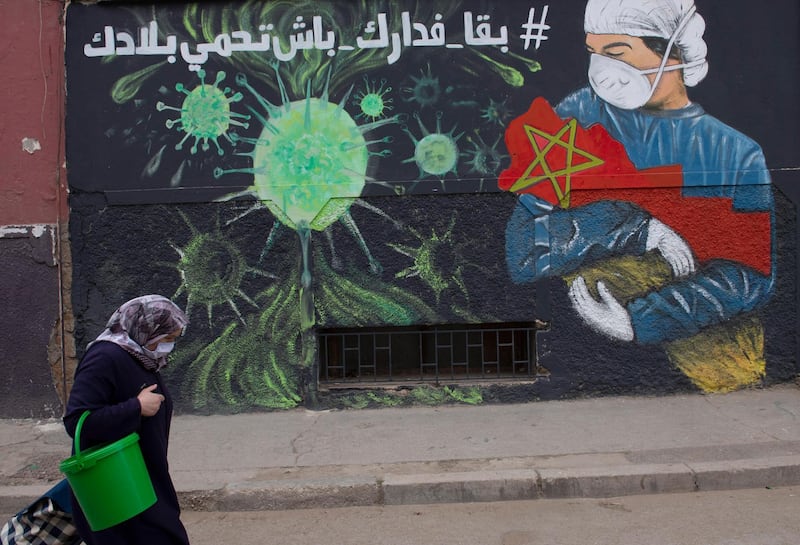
3 0 798 416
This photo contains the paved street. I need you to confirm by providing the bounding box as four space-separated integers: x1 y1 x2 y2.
2 385 800 515
2 486 798 544
180 486 800 545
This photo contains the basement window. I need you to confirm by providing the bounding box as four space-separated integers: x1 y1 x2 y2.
318 322 545 385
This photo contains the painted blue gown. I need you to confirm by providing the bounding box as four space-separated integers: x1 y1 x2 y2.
505 87 775 343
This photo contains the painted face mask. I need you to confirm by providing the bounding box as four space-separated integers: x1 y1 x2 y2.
588 54 695 109
587 6 704 110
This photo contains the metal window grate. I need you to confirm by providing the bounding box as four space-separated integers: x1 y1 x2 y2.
319 323 541 384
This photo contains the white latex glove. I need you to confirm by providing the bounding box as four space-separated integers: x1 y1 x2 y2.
568 276 634 342
646 218 696 277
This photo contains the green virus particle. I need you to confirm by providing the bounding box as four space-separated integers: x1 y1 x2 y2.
215 67 396 232
480 97 513 127
169 210 276 326
402 64 441 109
353 75 393 121
402 111 464 181
388 215 468 304
464 131 508 176
214 65 398 280
156 69 250 155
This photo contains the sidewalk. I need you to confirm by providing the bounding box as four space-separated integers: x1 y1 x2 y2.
1 384 799 514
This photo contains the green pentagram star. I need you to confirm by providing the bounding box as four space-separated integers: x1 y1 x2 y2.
510 119 605 208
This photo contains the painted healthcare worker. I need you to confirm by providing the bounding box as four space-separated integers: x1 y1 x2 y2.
506 0 775 345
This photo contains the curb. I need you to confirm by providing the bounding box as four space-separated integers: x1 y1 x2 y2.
4 455 800 514
175 454 800 511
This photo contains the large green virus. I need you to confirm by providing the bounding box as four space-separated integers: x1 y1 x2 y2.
215 70 395 232
157 69 250 155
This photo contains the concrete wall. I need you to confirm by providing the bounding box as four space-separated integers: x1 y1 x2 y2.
56 0 800 413
0 0 68 418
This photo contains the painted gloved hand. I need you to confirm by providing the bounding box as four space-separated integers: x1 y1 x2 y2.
568 276 634 341
646 218 696 277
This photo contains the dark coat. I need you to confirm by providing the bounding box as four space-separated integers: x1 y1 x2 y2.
63 341 190 545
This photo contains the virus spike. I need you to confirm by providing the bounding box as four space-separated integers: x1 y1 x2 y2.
259 220 282 264
304 80 312 130
205 303 215 326
339 211 382 275
320 64 333 104
227 118 249 129
415 112 429 136
363 135 393 148
245 105 278 135
155 102 181 113
353 198 401 228
358 114 400 134
175 131 193 152
340 134 392 153
227 91 244 105
235 73 280 117
324 229 342 270
213 165 258 179
230 135 260 146
236 288 260 309
224 202 266 226
212 187 257 201
336 83 355 117
401 132 419 146
270 61 291 111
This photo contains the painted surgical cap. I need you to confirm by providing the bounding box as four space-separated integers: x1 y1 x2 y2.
584 0 708 86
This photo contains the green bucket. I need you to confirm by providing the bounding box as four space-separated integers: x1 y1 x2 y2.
59 411 157 531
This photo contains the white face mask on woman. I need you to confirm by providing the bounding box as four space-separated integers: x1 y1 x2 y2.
142 341 175 361
152 342 175 357
587 6 704 110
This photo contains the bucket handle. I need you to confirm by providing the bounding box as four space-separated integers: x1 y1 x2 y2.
74 410 90 456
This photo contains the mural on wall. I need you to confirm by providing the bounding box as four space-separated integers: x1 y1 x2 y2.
498 0 780 394
65 0 797 412
500 1 775 394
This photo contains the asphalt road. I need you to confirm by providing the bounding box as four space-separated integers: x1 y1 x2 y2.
176 486 800 545
3 487 797 544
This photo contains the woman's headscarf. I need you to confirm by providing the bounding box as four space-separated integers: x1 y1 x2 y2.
583 0 709 87
89 295 189 371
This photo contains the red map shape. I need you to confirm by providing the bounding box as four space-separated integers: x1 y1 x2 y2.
499 97 771 276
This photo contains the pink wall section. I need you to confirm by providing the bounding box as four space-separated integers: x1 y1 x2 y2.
0 0 66 225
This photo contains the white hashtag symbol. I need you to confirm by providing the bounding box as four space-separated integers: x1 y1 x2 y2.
520 6 550 50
